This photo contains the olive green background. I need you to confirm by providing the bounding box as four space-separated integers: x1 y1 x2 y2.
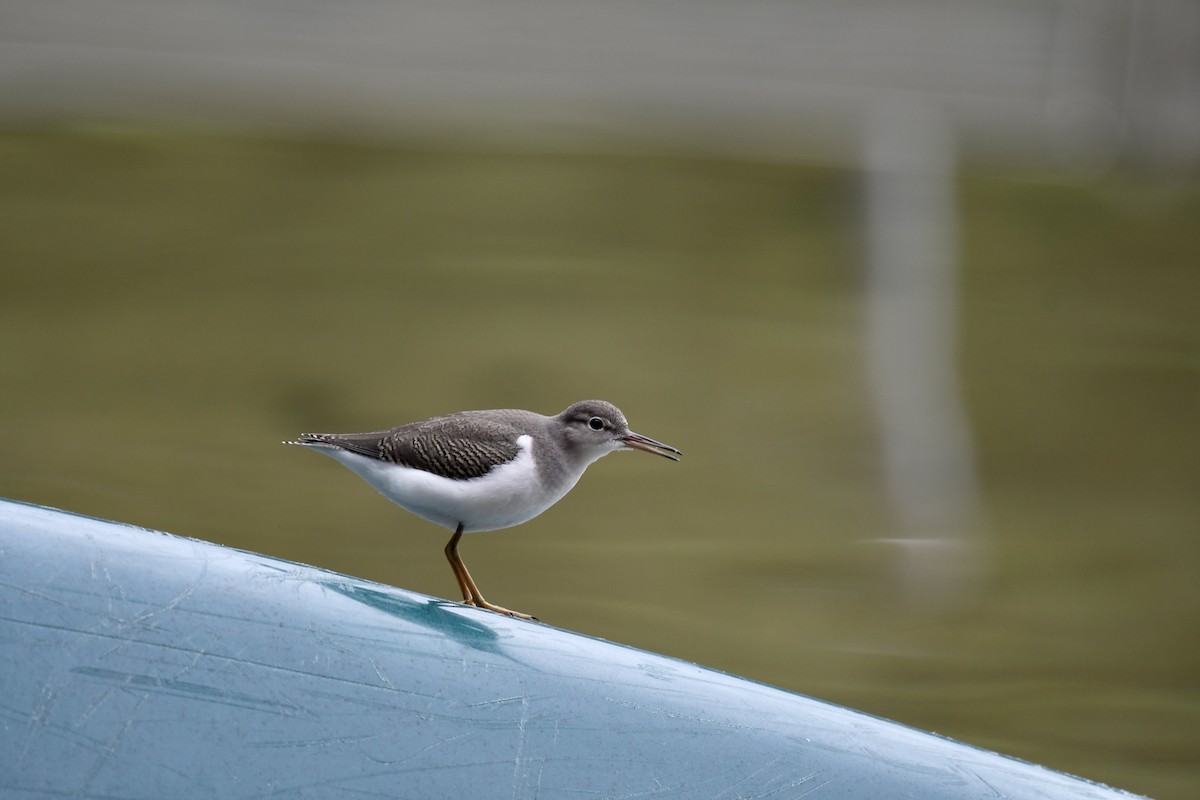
2 127 1197 798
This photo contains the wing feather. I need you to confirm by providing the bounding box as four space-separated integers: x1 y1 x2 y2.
297 412 524 481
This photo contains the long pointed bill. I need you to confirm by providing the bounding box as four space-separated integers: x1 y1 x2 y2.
621 431 682 461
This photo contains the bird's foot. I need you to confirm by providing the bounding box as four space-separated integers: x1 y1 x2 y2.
464 598 537 621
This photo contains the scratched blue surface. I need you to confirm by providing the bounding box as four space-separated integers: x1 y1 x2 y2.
0 499 1143 799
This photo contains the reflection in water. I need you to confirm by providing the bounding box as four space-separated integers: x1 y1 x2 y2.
862 100 989 611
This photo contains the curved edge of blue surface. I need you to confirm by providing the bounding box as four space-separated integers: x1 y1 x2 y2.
0 498 1144 799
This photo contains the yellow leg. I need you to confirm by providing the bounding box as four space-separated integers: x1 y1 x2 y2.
444 525 474 604
444 525 536 621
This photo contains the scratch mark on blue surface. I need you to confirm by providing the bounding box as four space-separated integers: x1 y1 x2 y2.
130 557 207 627
240 757 523 799
608 776 691 798
789 774 836 798
466 694 533 709
356 730 473 766
949 760 1007 798
76 675 121 728
16 675 59 767
0 582 70 607
252 732 386 750
711 755 833 799
603 696 757 732
366 653 396 690
511 693 531 799
79 686 147 795
316 632 399 691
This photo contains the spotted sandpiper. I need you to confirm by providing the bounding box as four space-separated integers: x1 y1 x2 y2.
286 400 680 620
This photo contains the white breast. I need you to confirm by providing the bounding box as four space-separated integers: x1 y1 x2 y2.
314 435 585 532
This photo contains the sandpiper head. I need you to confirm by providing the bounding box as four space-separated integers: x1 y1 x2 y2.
557 400 681 462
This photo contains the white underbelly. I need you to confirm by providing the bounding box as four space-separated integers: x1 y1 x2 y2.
317 434 581 532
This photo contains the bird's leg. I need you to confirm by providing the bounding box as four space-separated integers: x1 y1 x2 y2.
443 525 536 621
444 525 474 604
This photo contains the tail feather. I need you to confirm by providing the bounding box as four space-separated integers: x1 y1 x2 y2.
283 433 337 448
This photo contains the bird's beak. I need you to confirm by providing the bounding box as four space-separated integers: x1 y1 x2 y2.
621 431 682 461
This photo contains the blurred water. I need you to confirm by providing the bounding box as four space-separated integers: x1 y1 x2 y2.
1 129 1197 798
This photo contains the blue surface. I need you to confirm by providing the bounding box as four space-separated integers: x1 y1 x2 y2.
0 498 1142 799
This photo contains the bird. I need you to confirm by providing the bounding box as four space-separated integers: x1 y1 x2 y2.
285 399 680 620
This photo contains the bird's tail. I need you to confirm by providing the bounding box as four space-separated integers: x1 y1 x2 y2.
282 433 336 448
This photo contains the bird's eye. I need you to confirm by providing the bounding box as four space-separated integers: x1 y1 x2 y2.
588 416 605 431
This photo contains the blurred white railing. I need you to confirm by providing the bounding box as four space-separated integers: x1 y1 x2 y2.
2 0 1197 168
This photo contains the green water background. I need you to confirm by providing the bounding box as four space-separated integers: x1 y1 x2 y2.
2 127 1196 798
